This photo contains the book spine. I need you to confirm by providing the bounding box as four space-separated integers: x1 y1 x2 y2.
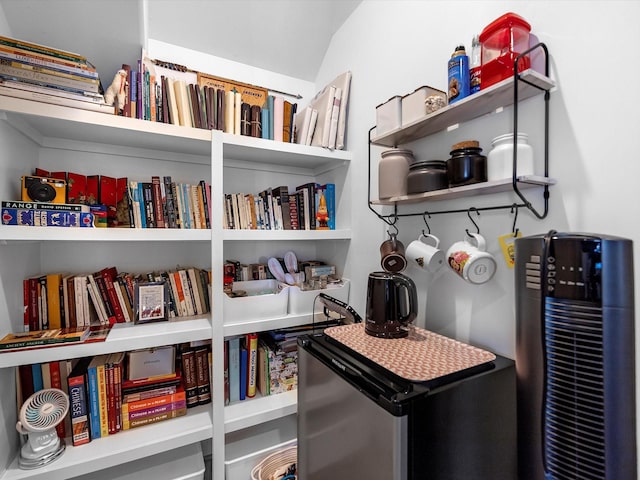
86 363 101 439
0 62 99 93
239 345 248 400
106 360 117 434
1 200 88 212
123 399 187 421
163 176 176 228
194 343 211 405
96 361 109 437
67 359 91 446
246 333 258 398
93 275 116 325
0 35 87 64
151 176 166 228
228 337 240 402
121 389 186 413
122 407 187 430
0 55 99 83
123 385 178 403
100 270 125 324
0 43 95 75
141 182 155 228
180 348 199 407
1 208 94 227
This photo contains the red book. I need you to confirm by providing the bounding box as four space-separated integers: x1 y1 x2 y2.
48 361 66 439
106 359 116 434
98 267 125 323
121 386 186 413
18 364 34 401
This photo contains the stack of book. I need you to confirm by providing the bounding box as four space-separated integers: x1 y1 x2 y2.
1 200 94 228
21 266 211 333
0 35 112 114
223 182 335 231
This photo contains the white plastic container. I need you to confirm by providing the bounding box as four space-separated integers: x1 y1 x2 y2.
487 132 534 181
287 279 350 315
401 86 446 125
375 95 402 135
224 279 289 323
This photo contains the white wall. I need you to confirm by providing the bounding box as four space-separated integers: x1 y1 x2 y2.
318 0 640 352
317 0 640 472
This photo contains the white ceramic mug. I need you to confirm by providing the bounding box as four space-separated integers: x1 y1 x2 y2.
406 233 445 272
446 232 497 284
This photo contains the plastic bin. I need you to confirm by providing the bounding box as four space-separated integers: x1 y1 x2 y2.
479 12 531 89
401 86 446 126
224 280 289 322
287 278 350 315
376 95 402 135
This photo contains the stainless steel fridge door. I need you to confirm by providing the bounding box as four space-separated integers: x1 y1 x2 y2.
298 345 408 480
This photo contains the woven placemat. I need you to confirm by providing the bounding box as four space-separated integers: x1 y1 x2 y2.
324 323 496 382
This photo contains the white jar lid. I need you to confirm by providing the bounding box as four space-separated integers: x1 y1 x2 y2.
491 132 529 146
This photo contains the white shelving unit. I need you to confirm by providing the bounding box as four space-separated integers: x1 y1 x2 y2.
0 95 352 480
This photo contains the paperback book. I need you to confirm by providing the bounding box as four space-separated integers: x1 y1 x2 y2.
0 326 90 350
1 208 94 227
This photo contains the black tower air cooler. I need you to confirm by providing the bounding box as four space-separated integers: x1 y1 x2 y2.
515 232 636 480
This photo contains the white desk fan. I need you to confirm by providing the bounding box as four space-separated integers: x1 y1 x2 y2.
16 388 69 469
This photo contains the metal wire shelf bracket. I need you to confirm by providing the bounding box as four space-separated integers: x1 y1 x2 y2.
367 41 552 225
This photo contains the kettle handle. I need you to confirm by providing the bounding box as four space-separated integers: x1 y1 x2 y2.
393 274 418 326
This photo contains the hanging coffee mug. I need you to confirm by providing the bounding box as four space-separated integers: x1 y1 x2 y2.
446 232 497 284
380 234 407 273
406 233 445 272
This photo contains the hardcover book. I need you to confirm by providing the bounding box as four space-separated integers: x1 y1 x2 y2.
0 326 90 350
67 356 92 446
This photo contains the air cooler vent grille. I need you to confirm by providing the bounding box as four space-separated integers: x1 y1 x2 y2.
544 299 605 480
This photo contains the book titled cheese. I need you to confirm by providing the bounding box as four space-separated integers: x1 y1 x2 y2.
0 326 90 350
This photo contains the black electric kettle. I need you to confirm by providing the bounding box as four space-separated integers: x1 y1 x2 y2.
365 271 418 338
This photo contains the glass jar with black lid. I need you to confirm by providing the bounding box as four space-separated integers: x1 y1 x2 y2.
447 140 487 187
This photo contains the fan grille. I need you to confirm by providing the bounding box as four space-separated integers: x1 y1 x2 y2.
22 389 69 431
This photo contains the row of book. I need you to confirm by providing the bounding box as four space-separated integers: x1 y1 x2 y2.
22 266 211 333
0 35 112 114
121 55 351 150
26 168 211 229
224 333 296 404
223 182 335 231
15 342 212 447
224 321 342 404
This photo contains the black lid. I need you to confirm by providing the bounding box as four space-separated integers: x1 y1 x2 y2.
409 160 447 170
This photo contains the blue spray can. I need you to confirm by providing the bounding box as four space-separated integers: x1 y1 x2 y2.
447 45 470 104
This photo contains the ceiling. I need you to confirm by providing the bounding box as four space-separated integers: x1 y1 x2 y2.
0 0 361 83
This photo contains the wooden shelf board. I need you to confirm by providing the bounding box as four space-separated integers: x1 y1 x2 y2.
222 228 352 241
0 226 211 242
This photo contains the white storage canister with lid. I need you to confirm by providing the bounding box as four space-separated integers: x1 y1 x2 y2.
378 148 415 199
487 132 534 181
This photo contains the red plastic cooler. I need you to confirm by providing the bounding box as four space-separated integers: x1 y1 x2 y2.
479 12 531 89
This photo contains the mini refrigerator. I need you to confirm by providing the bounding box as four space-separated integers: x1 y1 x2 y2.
515 232 636 480
297 324 517 480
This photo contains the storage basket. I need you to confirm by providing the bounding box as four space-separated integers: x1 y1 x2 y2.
250 444 297 480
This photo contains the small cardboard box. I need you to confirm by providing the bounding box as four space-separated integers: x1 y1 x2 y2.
127 345 176 380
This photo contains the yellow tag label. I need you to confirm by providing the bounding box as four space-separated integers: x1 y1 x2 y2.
498 231 522 268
